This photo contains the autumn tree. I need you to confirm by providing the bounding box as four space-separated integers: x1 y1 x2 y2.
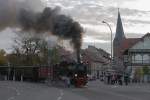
50 46 60 65
143 66 150 75
0 49 7 65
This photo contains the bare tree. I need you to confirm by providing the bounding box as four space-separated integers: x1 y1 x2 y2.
11 32 49 66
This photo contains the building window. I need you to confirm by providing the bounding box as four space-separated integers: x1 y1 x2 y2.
132 55 135 63
134 54 142 63
124 55 128 62
143 54 149 64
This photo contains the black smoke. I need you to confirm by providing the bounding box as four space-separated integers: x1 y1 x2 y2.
18 7 83 63
0 0 83 63
18 7 83 62
0 0 44 30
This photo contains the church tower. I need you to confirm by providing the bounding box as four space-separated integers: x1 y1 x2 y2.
113 9 126 59
112 9 126 71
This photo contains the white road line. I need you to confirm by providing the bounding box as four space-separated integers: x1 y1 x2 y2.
57 97 62 100
6 87 21 100
17 92 20 95
111 85 118 88
61 92 64 96
60 90 64 96
57 89 64 100
8 97 15 100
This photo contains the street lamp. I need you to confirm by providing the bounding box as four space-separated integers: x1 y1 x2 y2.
102 21 113 67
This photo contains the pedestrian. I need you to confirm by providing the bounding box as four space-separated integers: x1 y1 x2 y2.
66 77 71 88
114 74 118 84
124 73 129 85
100 74 104 81
111 74 115 85
118 74 123 85
107 73 111 84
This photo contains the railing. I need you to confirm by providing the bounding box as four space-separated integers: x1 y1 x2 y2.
125 61 150 66
0 66 40 68
133 60 150 64
129 49 150 53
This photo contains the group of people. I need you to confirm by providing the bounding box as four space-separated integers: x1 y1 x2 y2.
100 73 129 85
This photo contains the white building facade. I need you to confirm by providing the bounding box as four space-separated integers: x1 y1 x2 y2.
123 34 150 82
82 46 110 79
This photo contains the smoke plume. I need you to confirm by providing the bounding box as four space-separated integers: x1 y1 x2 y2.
0 0 83 63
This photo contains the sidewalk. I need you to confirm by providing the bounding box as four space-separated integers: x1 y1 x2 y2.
87 80 150 89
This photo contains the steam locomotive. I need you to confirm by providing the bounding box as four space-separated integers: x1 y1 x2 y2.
53 61 88 87
0 61 87 88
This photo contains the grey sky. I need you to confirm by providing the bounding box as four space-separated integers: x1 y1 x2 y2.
0 0 150 53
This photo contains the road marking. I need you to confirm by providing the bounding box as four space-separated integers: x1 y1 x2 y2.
61 92 64 96
111 85 118 88
60 90 64 96
17 92 20 95
8 97 14 100
6 87 21 100
57 97 62 100
57 89 64 100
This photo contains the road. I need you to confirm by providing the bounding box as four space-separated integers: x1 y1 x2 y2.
68 80 150 100
0 81 150 100
0 81 87 100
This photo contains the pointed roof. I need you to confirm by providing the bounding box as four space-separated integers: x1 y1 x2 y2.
122 33 150 54
114 9 125 41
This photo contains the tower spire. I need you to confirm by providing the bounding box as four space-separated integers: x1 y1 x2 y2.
114 9 125 41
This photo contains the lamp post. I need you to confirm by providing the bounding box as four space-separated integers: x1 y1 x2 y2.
102 21 113 68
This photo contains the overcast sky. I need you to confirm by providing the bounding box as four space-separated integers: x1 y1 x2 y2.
0 0 150 53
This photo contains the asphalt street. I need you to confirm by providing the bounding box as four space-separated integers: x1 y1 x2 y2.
0 81 87 100
0 81 150 100
68 80 150 100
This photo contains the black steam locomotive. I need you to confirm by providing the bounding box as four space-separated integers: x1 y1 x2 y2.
53 61 88 87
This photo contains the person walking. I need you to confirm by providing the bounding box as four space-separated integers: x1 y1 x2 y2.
107 73 111 84
66 76 71 88
111 74 116 85
118 73 123 85
124 73 129 85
